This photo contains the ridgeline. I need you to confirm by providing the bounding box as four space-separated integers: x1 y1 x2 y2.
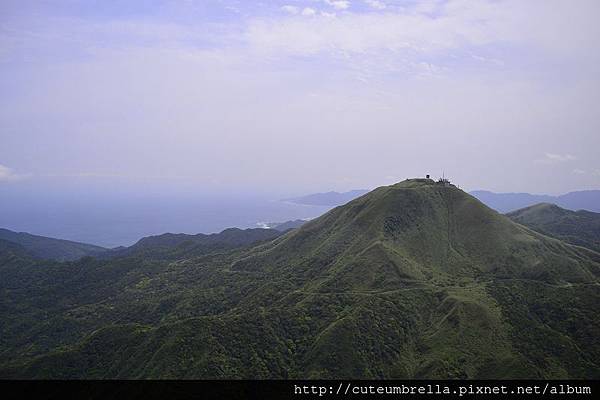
1 179 599 378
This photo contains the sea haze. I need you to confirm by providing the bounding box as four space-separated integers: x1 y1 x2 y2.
0 186 330 248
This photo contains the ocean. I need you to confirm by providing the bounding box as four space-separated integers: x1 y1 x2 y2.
0 191 331 248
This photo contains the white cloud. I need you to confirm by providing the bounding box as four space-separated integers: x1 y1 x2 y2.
0 164 30 182
471 54 504 67
225 6 240 14
281 5 299 15
324 0 350 10
320 11 337 18
245 7 500 56
546 153 577 162
365 0 386 10
572 169 586 174
302 8 317 16
45 172 123 178
535 153 577 164
243 0 600 64
41 171 192 181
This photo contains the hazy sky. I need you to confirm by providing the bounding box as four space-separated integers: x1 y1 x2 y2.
1 0 599 195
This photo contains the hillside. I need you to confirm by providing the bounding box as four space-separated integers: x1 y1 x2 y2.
106 228 285 260
1 179 599 379
0 228 108 261
507 203 600 253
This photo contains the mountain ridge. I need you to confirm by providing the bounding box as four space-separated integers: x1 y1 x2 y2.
105 227 285 260
1 179 599 379
0 228 108 261
507 203 600 253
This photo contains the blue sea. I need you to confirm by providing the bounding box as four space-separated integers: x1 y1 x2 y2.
0 189 331 248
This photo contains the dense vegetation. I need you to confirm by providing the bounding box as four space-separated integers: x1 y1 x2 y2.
1 180 599 379
0 228 108 261
507 203 600 253
0 227 284 263
105 228 284 260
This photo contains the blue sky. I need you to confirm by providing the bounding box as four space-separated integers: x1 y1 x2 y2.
1 0 600 195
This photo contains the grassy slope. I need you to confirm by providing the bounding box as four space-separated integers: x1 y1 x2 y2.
507 203 600 253
1 180 599 379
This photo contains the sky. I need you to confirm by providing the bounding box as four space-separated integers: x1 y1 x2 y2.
1 0 600 196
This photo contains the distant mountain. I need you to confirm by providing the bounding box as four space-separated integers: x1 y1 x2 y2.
2 179 598 379
283 189 369 206
106 227 285 260
262 219 307 231
507 203 600 253
557 190 600 212
290 188 600 213
0 226 286 263
470 190 600 213
0 228 108 261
